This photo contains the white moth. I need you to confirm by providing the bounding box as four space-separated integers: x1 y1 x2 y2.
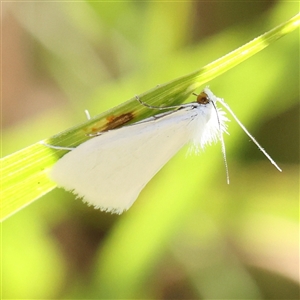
47 87 281 214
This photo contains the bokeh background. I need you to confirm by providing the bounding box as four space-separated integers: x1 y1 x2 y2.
2 1 299 299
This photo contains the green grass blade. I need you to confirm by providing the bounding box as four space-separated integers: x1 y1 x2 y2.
1 13 299 222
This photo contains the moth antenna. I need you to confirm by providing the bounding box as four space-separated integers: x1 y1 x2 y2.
218 99 282 172
135 95 183 111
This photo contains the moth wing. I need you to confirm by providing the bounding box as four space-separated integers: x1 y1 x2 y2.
50 107 199 213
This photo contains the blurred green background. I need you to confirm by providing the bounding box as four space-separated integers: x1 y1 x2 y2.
2 1 299 299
